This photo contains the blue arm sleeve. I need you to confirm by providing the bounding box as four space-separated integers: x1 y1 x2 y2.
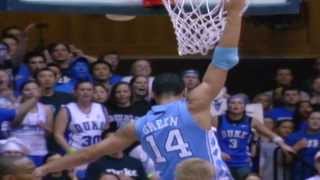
211 47 239 70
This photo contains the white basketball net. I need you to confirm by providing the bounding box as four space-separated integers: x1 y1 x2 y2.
162 0 226 56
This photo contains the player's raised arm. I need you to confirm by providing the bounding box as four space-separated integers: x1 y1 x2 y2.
188 0 247 128
32 123 138 178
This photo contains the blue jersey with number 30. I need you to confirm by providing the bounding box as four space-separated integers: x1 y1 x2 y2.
134 100 232 180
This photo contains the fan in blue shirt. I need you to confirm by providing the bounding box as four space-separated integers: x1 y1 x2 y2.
286 111 320 180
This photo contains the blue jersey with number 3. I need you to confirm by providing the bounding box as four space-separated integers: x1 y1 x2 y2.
134 100 232 180
216 114 253 167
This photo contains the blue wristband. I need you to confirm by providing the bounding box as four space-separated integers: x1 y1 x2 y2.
211 47 239 70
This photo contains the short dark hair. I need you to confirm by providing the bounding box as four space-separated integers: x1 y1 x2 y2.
91 60 113 73
24 51 45 64
152 73 185 96
20 80 39 93
47 42 71 54
275 119 293 128
282 86 300 96
34 68 56 80
74 80 93 90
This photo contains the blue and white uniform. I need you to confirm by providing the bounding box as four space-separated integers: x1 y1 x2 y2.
135 100 232 180
65 102 108 150
216 114 253 168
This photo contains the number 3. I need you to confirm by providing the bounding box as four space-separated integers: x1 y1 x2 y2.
146 129 192 163
229 139 238 149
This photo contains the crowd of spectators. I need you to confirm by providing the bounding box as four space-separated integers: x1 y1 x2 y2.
0 24 319 180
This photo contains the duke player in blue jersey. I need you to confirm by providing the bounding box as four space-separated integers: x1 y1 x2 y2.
32 1 269 179
215 94 294 180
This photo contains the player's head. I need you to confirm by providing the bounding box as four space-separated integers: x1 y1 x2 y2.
276 120 294 138
227 94 248 115
175 158 215 180
152 73 185 100
74 80 94 103
307 111 320 132
0 155 35 180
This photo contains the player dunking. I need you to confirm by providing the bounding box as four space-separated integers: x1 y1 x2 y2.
33 0 292 179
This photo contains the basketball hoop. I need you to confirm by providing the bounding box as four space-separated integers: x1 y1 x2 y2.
160 0 226 56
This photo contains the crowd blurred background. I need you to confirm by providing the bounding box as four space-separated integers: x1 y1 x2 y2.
0 17 319 180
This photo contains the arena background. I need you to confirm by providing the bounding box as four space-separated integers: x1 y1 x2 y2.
0 0 319 97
